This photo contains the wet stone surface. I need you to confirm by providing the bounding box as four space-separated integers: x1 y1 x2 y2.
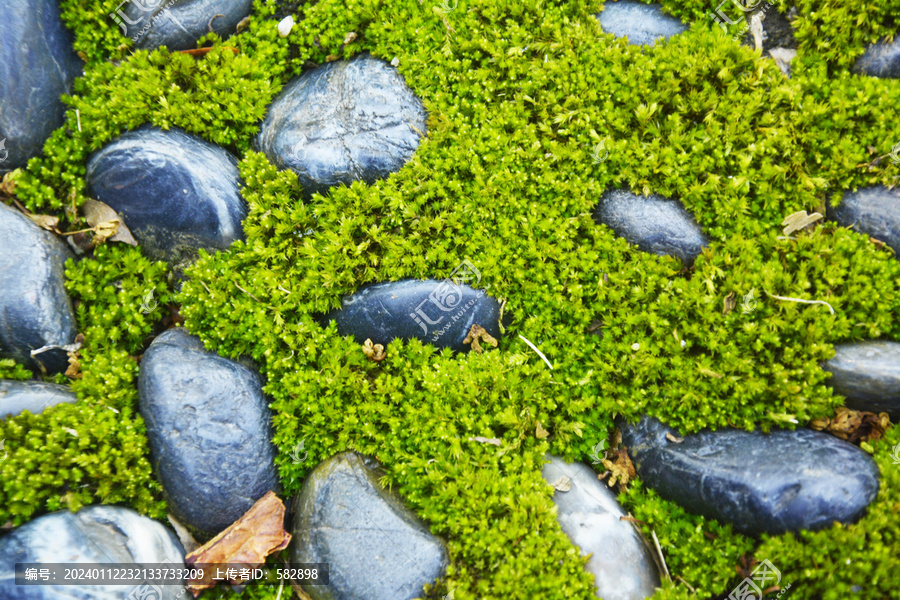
596 1 687 46
0 203 78 375
0 505 185 600
116 0 253 52
0 0 83 172
827 185 900 255
824 341 900 418
86 126 246 266
0 380 77 420
542 455 661 600
257 53 427 197
593 189 708 265
326 278 502 352
291 452 448 600
621 417 880 536
138 328 279 541
853 33 900 79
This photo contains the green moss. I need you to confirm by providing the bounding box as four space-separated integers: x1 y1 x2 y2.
5 0 900 598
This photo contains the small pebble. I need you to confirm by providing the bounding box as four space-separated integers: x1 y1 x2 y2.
278 15 294 38
632 343 640 350
391 56 400 67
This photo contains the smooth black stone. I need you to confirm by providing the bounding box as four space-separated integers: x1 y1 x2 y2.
0 203 78 374
291 452 448 600
621 417 879 536
0 505 185 600
827 186 900 255
257 53 427 197
853 34 900 79
594 189 708 265
115 0 253 51
327 279 502 352
138 328 279 541
86 126 246 265
0 380 77 419
596 1 687 46
824 341 900 418
0 0 83 172
542 455 661 600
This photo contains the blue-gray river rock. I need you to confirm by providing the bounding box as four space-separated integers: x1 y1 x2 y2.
138 327 279 541
824 341 900 418
596 1 687 46
542 455 661 600
290 452 448 600
0 380 77 420
827 186 900 255
0 0 83 172
621 417 879 536
86 126 246 266
0 505 186 600
114 0 253 51
594 189 708 265
257 53 427 197
0 203 78 375
853 34 900 79
326 278 502 352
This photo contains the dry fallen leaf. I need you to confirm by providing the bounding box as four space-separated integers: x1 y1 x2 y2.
599 447 637 492
723 292 737 315
549 476 571 492
535 421 549 439
468 436 501 446
697 366 723 379
343 31 357 44
82 198 137 246
463 324 498 354
810 407 891 444
362 338 386 361
781 210 823 236
185 491 291 597
27 214 61 233
665 432 684 444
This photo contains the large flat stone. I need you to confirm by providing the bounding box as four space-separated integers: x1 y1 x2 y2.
0 0 83 172
597 1 687 46
86 126 246 266
0 380 77 419
594 189 708 265
621 417 879 536
542 455 661 600
824 341 900 418
0 203 78 374
853 34 900 79
257 53 427 197
0 505 185 600
326 278 502 352
291 452 448 600
115 0 253 51
138 327 279 541
827 186 900 255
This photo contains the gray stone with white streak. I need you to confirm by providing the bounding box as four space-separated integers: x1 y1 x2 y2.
824 341 900 418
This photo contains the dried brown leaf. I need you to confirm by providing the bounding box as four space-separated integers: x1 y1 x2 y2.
185 491 291 596
665 432 683 444
599 448 636 491
362 338 386 361
83 198 137 246
549 476 571 492
810 407 891 444
463 324 498 354
781 210 823 236
535 421 549 439
27 214 60 233
723 292 737 315
343 31 357 44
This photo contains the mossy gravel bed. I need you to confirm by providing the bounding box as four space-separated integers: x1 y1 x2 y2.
2 0 900 598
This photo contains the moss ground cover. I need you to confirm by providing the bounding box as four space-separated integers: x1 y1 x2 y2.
2 0 900 598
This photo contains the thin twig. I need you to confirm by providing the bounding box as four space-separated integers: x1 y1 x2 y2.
651 529 670 581
764 290 835 314
234 282 262 303
75 109 81 132
676 575 696 593
274 577 284 600
518 334 553 370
